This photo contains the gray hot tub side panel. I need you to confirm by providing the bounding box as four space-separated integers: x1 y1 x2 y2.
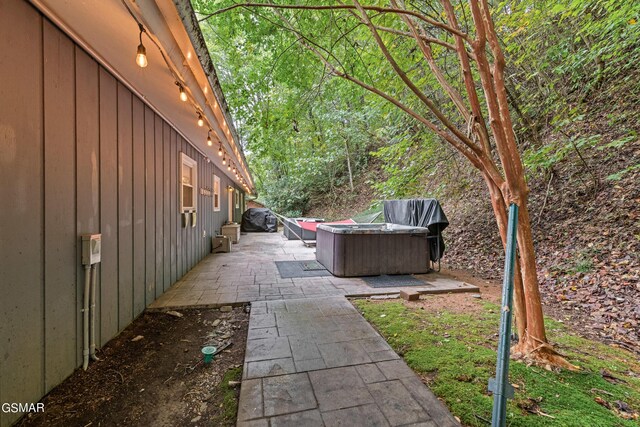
316 227 336 273
283 218 319 240
316 225 430 277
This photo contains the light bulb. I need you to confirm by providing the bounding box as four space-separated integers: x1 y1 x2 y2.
176 82 187 102
136 43 147 68
227 164 231 171
218 145 223 157
222 157 226 166
197 114 204 127
232 166 236 174
207 134 212 146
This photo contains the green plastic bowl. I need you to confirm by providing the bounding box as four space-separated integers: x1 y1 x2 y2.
201 346 217 364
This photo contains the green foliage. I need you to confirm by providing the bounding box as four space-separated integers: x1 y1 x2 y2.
192 0 390 214
607 164 640 181
497 0 640 120
192 0 639 214
210 366 242 426
354 300 640 427
524 133 601 173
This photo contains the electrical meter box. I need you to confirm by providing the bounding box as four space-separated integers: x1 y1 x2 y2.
81 234 102 265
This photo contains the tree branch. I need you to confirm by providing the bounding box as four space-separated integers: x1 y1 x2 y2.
198 2 470 40
351 0 480 155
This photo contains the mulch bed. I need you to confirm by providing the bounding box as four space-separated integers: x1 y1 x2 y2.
18 307 249 427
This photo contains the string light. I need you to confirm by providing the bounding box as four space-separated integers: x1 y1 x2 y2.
122 2 254 191
135 24 148 68
227 163 231 171
176 82 187 102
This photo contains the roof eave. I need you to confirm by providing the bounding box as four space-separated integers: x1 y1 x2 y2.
174 1 254 191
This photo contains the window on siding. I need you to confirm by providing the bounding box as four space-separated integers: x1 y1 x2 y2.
213 175 220 212
181 153 197 212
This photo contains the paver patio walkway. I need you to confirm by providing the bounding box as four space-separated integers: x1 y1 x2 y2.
148 233 477 309
149 232 468 426
239 296 460 426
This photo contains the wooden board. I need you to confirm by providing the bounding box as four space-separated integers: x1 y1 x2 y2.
170 128 178 284
155 114 165 297
0 5 44 426
117 83 133 330
98 69 119 346
163 122 171 291
144 106 156 306
132 96 145 316
43 21 77 392
75 46 103 371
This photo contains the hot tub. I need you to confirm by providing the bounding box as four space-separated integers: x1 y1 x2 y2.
316 223 430 277
283 218 357 240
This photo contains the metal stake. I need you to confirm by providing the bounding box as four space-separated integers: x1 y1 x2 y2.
489 203 519 427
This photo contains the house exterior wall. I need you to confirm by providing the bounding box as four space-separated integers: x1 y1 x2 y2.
0 3 245 426
211 165 242 234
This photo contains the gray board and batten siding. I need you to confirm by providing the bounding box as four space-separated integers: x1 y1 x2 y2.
0 3 244 426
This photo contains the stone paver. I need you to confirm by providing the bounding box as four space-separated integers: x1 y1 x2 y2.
239 296 460 426
145 232 464 426
262 373 317 416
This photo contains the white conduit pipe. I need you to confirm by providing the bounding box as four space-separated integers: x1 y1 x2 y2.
82 265 91 370
89 264 99 361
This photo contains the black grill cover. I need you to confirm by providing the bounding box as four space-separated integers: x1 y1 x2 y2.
241 208 277 232
383 199 448 261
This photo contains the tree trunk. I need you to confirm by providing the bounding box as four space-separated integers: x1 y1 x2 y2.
482 174 527 341
205 0 578 369
345 138 354 192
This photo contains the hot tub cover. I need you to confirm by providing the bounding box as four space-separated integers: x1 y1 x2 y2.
383 199 448 261
241 208 277 232
283 218 356 240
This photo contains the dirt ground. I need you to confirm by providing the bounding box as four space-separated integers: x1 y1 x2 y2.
419 268 640 356
18 307 249 427
420 268 502 313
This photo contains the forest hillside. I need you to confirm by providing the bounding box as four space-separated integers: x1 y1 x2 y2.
195 0 639 350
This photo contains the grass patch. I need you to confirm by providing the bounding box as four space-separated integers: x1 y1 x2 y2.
353 300 640 427
211 366 243 426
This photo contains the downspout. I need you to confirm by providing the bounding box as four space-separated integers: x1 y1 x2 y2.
90 264 99 361
82 265 91 370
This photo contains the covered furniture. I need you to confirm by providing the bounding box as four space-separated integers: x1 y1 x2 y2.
383 199 449 262
241 208 277 233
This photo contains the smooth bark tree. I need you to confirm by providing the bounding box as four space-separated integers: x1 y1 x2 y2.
200 1 576 368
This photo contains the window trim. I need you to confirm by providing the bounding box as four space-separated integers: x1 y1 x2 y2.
180 152 197 212
213 174 221 212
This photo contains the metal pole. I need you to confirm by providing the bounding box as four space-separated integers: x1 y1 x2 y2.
489 203 519 427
